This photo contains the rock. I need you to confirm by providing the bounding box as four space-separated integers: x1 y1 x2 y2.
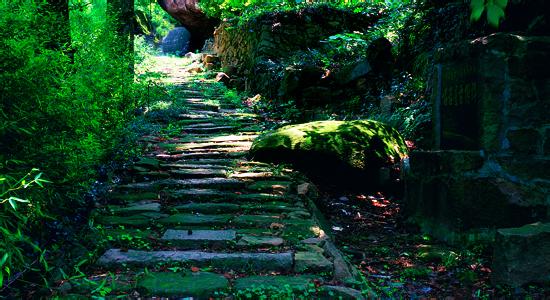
234 275 316 291
492 222 550 287
202 54 218 64
161 27 191 55
320 286 366 300
157 0 219 51
294 251 333 273
97 249 293 272
237 235 284 247
137 272 228 297
215 72 230 85
162 229 236 242
158 214 232 226
333 60 371 85
250 120 407 184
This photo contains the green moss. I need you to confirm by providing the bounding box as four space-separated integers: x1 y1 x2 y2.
250 120 407 170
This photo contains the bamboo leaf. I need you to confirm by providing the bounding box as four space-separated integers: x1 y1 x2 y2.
470 0 485 22
487 3 505 27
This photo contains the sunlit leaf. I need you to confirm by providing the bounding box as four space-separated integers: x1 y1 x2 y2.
495 0 508 8
487 3 505 27
470 0 485 21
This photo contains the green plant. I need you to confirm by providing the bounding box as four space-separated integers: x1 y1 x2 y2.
0 168 50 288
470 0 508 27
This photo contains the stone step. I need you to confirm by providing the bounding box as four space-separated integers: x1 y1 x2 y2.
167 147 250 155
137 271 228 298
155 151 248 161
158 213 232 226
116 178 246 192
97 249 293 272
185 103 220 112
169 168 227 178
171 202 303 214
169 189 292 203
182 126 239 134
162 141 253 151
161 229 237 247
169 158 237 166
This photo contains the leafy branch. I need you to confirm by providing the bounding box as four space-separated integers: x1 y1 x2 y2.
470 0 508 28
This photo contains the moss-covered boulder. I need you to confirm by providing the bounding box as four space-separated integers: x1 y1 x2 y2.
250 120 407 187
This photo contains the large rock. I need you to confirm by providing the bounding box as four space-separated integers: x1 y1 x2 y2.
162 27 191 55
157 0 219 50
492 222 550 287
250 120 407 186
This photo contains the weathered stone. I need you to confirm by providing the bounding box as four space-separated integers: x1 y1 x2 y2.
215 72 230 85
250 121 407 185
320 286 365 300
137 272 228 297
173 203 240 214
135 157 160 169
234 275 316 291
97 249 293 271
294 251 333 273
247 181 292 194
158 214 232 226
95 214 161 227
333 60 371 84
492 222 550 287
162 229 236 245
170 168 227 178
237 235 284 247
109 202 161 215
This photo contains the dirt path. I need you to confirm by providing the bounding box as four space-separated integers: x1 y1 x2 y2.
57 56 364 299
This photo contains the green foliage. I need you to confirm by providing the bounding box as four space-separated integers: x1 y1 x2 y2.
470 0 508 27
199 0 412 21
0 167 50 288
0 0 169 291
135 0 177 42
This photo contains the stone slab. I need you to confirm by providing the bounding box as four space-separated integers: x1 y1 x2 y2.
233 275 316 290
237 235 284 247
173 203 240 214
294 251 333 273
162 229 236 241
97 249 293 272
158 214 232 226
137 272 228 297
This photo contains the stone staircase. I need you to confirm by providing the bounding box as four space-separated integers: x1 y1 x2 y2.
58 60 363 299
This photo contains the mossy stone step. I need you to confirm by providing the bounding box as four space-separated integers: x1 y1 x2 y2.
170 189 292 203
169 168 227 178
116 178 245 191
237 235 284 247
95 212 167 227
106 201 161 215
175 134 258 143
294 251 334 273
172 203 241 214
246 180 293 194
137 272 228 298
156 151 248 160
182 126 239 134
161 229 237 248
233 275 317 291
161 141 252 151
97 249 293 272
158 214 232 226
162 163 230 170
184 103 220 112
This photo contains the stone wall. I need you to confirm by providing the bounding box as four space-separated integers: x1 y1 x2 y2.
405 33 550 238
213 6 382 99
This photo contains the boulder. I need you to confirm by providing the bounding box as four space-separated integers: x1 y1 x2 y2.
157 0 219 50
492 222 550 287
161 27 191 55
250 120 407 187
